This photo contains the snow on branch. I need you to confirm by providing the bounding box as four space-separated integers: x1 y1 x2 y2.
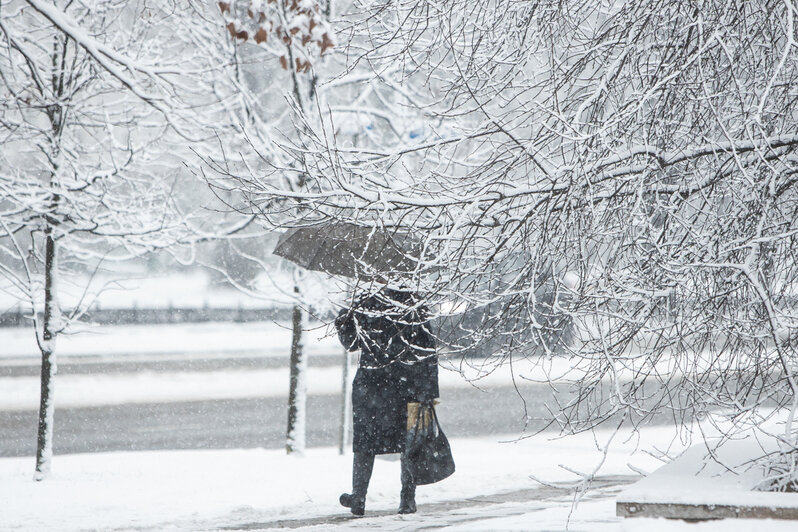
24 1 157 96
23 0 204 136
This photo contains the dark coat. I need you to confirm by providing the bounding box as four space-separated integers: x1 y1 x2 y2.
335 287 438 455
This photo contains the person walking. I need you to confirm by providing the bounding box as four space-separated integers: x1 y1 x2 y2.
335 282 439 516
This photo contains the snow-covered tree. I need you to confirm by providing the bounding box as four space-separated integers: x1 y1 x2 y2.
214 0 798 489
0 0 237 479
206 0 338 455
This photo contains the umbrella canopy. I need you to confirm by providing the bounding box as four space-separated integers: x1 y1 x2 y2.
273 222 425 278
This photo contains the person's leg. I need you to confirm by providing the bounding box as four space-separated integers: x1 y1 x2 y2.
353 451 375 500
340 452 375 515
399 452 417 514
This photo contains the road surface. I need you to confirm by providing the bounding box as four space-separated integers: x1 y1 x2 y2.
1 354 557 457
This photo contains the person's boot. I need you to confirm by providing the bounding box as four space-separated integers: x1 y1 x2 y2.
398 483 416 514
339 492 365 516
399 452 417 514
340 452 374 516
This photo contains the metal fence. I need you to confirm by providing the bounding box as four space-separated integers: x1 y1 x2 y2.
0 305 294 328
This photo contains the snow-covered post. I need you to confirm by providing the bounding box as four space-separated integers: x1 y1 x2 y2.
338 348 352 455
286 285 307 454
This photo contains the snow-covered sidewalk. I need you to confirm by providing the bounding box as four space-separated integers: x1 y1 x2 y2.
2 425 795 531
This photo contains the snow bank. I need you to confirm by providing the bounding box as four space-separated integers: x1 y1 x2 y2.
618 436 798 510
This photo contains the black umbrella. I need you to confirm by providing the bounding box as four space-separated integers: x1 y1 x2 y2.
273 222 425 278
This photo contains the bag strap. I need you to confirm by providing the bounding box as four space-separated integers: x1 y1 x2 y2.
410 403 427 436
414 406 425 432
428 403 447 438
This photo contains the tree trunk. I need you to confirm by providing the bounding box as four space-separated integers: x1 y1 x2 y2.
34 232 59 481
286 289 307 454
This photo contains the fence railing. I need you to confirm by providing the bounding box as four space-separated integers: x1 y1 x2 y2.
0 305 294 328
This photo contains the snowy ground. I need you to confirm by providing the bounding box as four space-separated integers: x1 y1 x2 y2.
2 425 795 532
